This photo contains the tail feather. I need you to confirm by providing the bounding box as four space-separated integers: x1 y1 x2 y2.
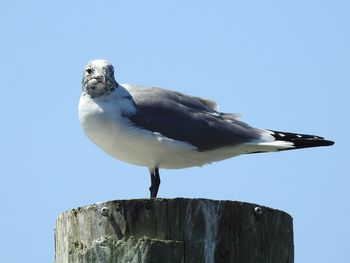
266 129 335 150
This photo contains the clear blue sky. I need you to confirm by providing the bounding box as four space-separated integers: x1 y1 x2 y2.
1 1 348 262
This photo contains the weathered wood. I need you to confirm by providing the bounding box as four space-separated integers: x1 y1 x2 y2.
54 198 293 263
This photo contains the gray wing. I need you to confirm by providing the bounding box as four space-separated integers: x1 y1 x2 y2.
125 85 261 151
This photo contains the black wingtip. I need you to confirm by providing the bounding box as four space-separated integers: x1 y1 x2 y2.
267 129 335 150
292 138 335 149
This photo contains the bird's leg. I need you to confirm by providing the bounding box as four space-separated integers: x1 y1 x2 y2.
149 167 161 198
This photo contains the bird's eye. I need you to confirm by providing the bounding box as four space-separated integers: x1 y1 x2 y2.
86 68 93 74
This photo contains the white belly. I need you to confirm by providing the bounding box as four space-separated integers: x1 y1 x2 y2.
78 95 199 168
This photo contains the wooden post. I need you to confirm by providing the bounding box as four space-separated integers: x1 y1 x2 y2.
54 198 293 263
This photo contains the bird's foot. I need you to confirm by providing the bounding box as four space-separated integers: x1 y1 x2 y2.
149 167 160 198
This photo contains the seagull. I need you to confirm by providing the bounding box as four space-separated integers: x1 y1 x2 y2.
78 59 334 198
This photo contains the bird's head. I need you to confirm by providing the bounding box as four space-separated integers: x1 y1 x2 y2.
82 59 118 98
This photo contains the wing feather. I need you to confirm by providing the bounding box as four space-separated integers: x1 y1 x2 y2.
124 85 260 151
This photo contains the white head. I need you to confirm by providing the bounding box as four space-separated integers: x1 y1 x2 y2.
82 59 118 98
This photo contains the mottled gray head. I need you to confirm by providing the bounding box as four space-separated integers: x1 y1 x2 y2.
82 59 118 98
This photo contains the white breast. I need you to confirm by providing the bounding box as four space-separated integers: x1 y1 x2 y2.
78 91 201 169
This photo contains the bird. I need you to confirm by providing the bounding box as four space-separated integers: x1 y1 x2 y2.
78 59 334 198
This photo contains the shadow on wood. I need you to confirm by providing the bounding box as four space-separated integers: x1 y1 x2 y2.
54 198 293 263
